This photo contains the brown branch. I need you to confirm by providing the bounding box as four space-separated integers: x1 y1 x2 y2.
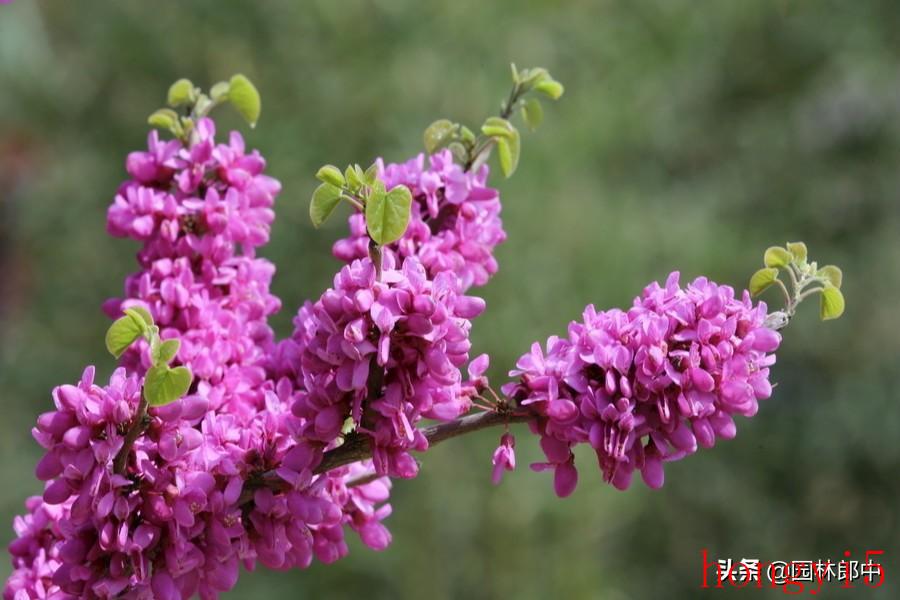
113 395 148 475
237 408 533 506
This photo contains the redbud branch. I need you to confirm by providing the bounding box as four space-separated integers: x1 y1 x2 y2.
316 409 532 473
464 81 525 171
112 395 148 475
237 408 533 506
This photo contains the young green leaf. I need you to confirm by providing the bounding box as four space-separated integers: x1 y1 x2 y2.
448 142 468 163
787 241 808 264
749 268 779 297
819 284 845 321
521 98 544 131
764 246 792 268
364 163 379 186
344 165 362 190
366 185 412 245
459 125 476 145
310 183 343 228
105 315 144 358
534 79 564 100
496 125 521 178
228 74 261 128
147 109 179 132
152 339 181 365
123 306 154 329
481 117 514 139
519 67 550 88
817 265 843 288
144 365 193 407
209 81 230 102
316 165 345 188
167 79 196 107
424 119 457 154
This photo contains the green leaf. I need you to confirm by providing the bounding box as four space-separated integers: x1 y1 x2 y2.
366 185 412 245
448 142 468 163
819 284 845 321
228 74 261 128
764 246 792 268
424 119 456 154
749 268 779 297
123 306 153 329
519 67 550 88
787 241 808 264
310 183 343 228
459 125 476 145
105 315 144 358
147 109 179 131
316 165 345 188
521 98 544 131
534 79 564 100
364 163 379 186
344 165 362 190
510 62 520 84
481 116 514 139
209 81 230 102
153 339 181 365
817 265 843 288
496 125 521 178
167 79 196 107
144 365 193 407
353 164 366 187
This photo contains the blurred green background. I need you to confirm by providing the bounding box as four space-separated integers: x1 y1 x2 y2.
1 1 897 598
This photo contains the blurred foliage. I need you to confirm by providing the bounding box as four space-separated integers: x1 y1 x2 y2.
1 1 898 598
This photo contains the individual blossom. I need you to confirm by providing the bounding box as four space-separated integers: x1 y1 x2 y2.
332 150 506 291
502 272 781 496
491 433 516 485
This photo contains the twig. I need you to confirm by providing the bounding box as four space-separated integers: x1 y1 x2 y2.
112 395 148 475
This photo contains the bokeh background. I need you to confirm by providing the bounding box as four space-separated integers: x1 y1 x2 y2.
1 1 898 598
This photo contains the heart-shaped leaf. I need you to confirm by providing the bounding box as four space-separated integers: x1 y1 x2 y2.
152 339 181 365
764 246 792 268
749 268 779 297
424 119 456 154
106 309 153 359
144 365 193 407
366 185 412 245
310 183 343 228
228 74 261 128
819 284 845 321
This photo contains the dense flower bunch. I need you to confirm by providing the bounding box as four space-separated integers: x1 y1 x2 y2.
332 150 506 291
5 118 393 599
501 272 781 496
269 254 486 479
105 118 281 419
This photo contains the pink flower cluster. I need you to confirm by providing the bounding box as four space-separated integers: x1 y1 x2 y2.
333 150 506 291
269 254 486 479
502 272 781 496
105 118 281 420
5 121 393 599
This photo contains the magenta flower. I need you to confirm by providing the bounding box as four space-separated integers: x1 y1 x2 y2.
333 150 506 291
502 272 780 496
6 116 397 599
271 254 486 480
491 433 516 485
